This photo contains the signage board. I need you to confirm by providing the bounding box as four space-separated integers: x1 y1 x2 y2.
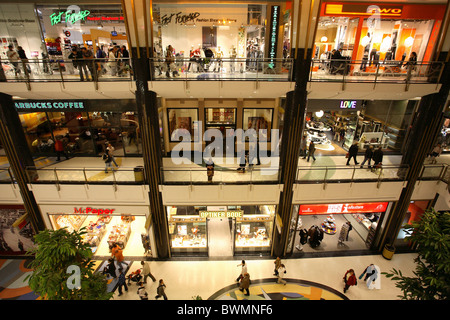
14 101 86 110
268 5 280 68
199 210 243 218
299 202 389 215
325 4 403 17
340 100 357 109
74 207 115 215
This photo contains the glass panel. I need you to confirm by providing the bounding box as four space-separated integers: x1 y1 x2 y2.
167 108 198 142
167 206 208 256
234 205 275 255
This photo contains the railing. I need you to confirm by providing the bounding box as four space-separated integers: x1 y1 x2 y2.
25 166 145 186
0 163 446 186
309 59 444 86
297 164 411 186
0 58 133 85
149 57 294 81
160 166 280 185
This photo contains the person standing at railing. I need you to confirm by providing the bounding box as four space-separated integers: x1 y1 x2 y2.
81 47 96 81
6 45 21 78
17 46 31 77
69 47 88 81
120 45 130 77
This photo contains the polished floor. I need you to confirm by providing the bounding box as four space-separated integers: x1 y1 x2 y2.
0 252 420 301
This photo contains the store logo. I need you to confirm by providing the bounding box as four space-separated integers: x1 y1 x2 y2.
199 210 243 218
268 6 280 68
14 101 85 109
50 5 90 27
170 121 280 175
158 12 200 25
73 207 115 215
340 100 357 109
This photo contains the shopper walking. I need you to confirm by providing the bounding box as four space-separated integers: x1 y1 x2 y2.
307 141 316 162
273 257 282 276
360 145 373 169
346 142 359 165
81 46 96 81
206 157 214 183
277 264 287 285
103 151 114 173
54 137 68 161
343 269 357 293
102 258 117 279
140 261 156 283
372 146 383 172
300 136 307 158
429 143 442 164
236 260 248 282
111 243 128 268
155 279 168 300
239 273 251 296
68 47 87 81
106 143 119 168
137 282 149 300
7 45 21 77
117 268 128 296
17 46 30 76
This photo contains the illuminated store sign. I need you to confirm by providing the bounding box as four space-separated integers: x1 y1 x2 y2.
340 100 357 109
74 207 115 215
50 10 91 26
325 4 403 17
299 202 389 215
268 5 280 68
14 101 85 110
199 210 243 218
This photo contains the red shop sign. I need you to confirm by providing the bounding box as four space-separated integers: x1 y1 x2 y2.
299 202 388 215
74 207 115 215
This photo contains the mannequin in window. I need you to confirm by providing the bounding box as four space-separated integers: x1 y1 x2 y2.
213 45 224 72
188 45 195 72
229 45 237 73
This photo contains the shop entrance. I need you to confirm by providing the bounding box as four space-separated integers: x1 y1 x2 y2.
207 218 234 257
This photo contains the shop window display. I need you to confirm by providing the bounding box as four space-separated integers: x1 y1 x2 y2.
167 206 207 256
395 200 430 248
243 108 273 141
49 212 147 256
167 108 198 142
234 205 275 255
288 202 389 254
0 205 35 255
19 110 142 157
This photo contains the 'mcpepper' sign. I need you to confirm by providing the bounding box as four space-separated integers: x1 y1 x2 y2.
74 207 115 215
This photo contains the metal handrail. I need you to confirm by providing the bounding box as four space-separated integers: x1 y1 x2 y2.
309 59 445 85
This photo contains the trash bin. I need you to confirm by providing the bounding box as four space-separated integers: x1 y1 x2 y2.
382 244 395 260
134 166 144 182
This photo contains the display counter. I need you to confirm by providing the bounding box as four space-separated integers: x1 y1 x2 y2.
235 214 273 253
168 214 207 255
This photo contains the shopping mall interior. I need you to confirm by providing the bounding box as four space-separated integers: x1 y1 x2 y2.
0 0 449 304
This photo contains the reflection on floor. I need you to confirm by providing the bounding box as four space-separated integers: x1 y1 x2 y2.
0 253 421 301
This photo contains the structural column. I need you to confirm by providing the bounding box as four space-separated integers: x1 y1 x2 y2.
123 0 170 258
380 5 450 251
272 0 321 257
0 93 45 233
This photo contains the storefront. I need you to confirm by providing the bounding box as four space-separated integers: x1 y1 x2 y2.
166 204 276 257
394 200 431 249
163 98 279 156
436 101 450 153
1 3 128 78
314 1 446 64
0 205 35 255
287 201 392 254
15 99 142 158
305 99 416 154
152 2 290 73
40 204 155 257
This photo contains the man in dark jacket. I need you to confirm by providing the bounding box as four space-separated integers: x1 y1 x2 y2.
346 142 359 165
68 47 87 81
372 146 384 171
360 145 373 168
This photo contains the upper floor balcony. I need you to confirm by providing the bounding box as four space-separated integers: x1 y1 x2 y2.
0 57 443 100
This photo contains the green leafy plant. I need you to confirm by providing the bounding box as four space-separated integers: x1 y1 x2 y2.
382 209 450 300
192 295 203 300
25 227 113 300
